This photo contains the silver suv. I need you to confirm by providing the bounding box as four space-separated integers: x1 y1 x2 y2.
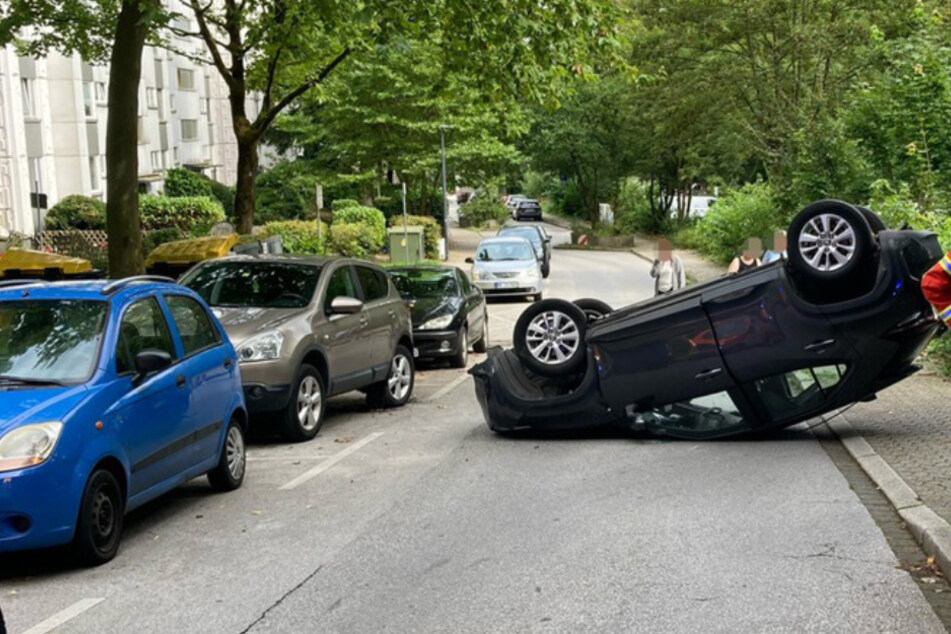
181 255 415 442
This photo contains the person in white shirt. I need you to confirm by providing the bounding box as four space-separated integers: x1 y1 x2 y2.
650 239 686 296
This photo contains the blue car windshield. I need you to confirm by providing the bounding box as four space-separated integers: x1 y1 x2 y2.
182 261 321 308
390 269 458 298
0 300 108 384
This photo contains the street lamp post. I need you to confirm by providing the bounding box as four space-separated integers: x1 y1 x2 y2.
439 124 454 260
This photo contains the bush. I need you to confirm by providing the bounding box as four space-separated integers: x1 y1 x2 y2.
208 180 235 217
259 220 326 255
45 195 106 230
329 222 380 259
331 199 360 211
521 170 557 199
615 177 666 235
164 168 212 198
693 181 780 264
460 195 508 227
255 162 319 223
332 204 386 253
388 215 442 259
139 195 226 235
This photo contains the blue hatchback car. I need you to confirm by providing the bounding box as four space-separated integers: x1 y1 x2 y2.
0 276 248 565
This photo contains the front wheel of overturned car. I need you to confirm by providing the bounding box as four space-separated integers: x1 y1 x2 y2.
367 345 415 408
514 299 588 377
450 327 469 368
73 469 125 566
573 298 613 324
788 200 873 284
282 364 325 443
207 417 247 492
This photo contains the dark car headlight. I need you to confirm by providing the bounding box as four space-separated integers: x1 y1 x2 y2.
419 313 455 331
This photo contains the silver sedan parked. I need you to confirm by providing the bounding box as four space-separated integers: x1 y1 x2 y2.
465 236 544 302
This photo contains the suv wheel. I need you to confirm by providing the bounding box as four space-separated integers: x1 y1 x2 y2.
450 327 469 368
788 200 873 284
282 364 325 442
73 469 124 566
514 299 587 377
573 298 613 324
367 345 415 408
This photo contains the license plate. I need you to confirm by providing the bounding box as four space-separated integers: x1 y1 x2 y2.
494 281 517 289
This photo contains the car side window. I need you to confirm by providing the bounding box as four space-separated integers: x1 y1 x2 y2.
116 297 176 375
374 269 391 298
355 265 387 303
457 270 472 294
638 390 749 438
753 364 847 419
324 266 358 312
165 295 220 356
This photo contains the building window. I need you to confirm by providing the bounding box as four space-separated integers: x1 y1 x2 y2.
181 119 198 141
157 88 166 119
150 151 162 172
146 87 158 109
95 81 107 103
177 68 195 90
83 82 94 117
21 78 36 118
89 156 99 191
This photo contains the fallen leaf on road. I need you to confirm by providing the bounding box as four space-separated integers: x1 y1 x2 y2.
335 436 353 444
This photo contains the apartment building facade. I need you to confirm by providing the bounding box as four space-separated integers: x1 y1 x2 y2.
0 2 259 236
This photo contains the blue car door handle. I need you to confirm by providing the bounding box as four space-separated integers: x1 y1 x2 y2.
176 374 187 388
804 338 836 352
695 368 723 381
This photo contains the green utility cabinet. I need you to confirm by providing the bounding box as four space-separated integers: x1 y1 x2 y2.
388 226 425 263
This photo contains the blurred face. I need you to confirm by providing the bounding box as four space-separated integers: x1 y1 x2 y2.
657 239 672 262
743 237 762 260
774 231 787 252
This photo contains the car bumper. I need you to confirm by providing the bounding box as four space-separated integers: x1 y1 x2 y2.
242 382 293 414
0 461 80 551
473 280 541 297
413 329 462 358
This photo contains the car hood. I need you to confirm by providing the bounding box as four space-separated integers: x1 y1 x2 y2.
410 296 461 325
211 306 308 345
473 260 539 274
0 385 89 436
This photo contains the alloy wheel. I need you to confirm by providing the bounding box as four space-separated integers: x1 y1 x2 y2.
297 376 323 431
387 354 412 401
226 425 246 481
799 213 856 272
526 310 581 365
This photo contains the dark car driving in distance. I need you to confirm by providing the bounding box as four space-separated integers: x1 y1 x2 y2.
389 266 488 368
498 224 552 278
470 200 945 440
513 199 543 221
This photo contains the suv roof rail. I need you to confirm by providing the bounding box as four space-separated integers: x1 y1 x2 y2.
101 275 176 295
0 279 44 289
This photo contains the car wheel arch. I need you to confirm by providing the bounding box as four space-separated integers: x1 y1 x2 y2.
300 347 330 391
90 455 128 505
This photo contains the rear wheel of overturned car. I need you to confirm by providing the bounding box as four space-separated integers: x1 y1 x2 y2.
282 364 325 443
367 345 415 408
857 205 887 233
73 469 125 566
788 200 873 284
207 417 247 492
573 298 613 324
514 299 588 377
450 326 469 368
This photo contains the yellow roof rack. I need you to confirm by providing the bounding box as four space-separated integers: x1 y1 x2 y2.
145 234 238 268
0 247 93 274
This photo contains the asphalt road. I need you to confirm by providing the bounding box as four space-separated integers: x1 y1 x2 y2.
0 225 945 634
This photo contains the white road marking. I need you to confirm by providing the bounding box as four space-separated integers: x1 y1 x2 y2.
19 598 105 634
426 373 471 402
278 432 384 491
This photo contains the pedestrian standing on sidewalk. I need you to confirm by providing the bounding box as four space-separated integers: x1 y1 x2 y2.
728 237 762 274
650 238 685 296
921 248 951 326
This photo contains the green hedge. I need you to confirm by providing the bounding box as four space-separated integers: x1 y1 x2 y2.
332 204 386 253
330 222 380 259
140 195 226 235
460 195 508 227
259 220 327 255
388 215 441 259
164 167 235 216
45 195 106 230
331 198 360 211
693 182 780 264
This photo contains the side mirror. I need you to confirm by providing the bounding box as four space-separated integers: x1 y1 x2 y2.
134 350 172 380
465 257 474 264
329 296 364 315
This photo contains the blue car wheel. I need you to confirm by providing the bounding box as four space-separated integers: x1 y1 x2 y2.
73 469 124 566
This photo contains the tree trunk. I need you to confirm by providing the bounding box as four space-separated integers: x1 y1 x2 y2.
234 136 259 234
105 0 152 277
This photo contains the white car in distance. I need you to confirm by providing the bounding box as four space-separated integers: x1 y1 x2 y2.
466 236 544 302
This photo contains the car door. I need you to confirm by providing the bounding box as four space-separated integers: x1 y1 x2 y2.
457 268 485 334
700 266 860 423
107 296 192 497
354 264 395 375
162 293 235 466
592 294 737 417
320 263 371 394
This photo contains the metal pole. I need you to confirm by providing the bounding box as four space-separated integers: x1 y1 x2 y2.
440 126 449 261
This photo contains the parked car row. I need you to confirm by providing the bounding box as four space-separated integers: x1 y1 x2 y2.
0 249 493 566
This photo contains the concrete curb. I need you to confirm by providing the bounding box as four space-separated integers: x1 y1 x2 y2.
824 415 951 576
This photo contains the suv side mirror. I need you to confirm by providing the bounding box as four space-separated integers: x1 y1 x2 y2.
134 350 172 380
329 296 364 315
465 257 474 264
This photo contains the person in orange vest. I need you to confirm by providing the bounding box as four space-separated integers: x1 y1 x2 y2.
921 250 951 326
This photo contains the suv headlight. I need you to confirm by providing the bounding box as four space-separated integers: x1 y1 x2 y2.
0 422 63 472
419 313 454 330
238 330 284 363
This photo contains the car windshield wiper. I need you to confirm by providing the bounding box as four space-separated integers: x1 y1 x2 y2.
0 375 67 387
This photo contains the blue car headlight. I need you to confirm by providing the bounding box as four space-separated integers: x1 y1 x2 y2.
0 422 63 472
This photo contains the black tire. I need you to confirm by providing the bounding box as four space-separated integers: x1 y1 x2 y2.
472 314 489 353
788 200 873 283
573 298 613 324
367 345 415 408
282 364 325 442
73 469 124 566
513 299 588 377
541 262 550 278
857 205 887 233
450 327 469 368
207 417 247 492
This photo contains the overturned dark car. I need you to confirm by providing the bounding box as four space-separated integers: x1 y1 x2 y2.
470 200 945 439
